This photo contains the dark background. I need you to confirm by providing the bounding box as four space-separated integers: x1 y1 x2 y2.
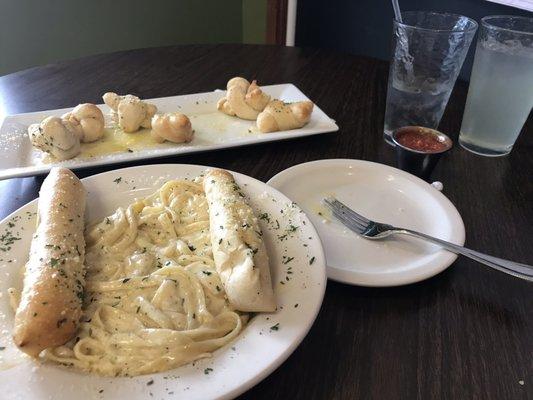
295 0 532 81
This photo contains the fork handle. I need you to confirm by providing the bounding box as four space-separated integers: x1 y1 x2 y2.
395 229 533 281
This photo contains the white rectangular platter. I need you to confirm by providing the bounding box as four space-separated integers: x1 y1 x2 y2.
0 84 338 180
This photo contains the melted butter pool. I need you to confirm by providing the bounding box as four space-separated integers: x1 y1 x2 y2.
78 127 157 158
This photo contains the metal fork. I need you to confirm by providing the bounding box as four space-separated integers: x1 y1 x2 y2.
323 197 533 281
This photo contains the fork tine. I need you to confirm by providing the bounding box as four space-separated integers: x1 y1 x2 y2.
329 198 371 225
323 199 367 233
329 208 365 234
323 198 364 224
330 198 370 224
332 209 367 231
323 197 369 227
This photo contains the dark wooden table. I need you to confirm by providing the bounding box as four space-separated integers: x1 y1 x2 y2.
0 45 531 400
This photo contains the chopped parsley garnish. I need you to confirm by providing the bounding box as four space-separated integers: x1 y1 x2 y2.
113 177 122 184
0 229 21 251
258 213 270 223
202 271 212 276
270 323 280 331
204 368 213 375
309 257 315 265
122 278 130 284
288 225 299 232
50 258 60 267
146 379 154 386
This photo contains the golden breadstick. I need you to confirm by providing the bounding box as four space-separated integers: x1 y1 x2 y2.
13 167 86 357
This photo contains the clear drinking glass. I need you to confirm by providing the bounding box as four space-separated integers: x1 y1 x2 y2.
459 16 533 156
384 12 478 145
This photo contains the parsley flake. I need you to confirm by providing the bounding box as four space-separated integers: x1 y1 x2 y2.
270 323 280 331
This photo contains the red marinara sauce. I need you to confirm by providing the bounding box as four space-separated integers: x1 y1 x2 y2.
395 127 451 153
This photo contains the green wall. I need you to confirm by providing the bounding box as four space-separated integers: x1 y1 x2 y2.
242 0 267 44
0 0 253 76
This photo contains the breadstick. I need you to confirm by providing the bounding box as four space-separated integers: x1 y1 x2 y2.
13 167 86 357
203 169 275 312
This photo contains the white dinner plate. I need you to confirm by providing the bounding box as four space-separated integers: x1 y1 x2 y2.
267 159 465 286
0 84 338 180
0 164 326 400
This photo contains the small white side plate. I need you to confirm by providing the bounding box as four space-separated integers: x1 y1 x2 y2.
0 164 326 400
267 159 466 287
0 84 338 180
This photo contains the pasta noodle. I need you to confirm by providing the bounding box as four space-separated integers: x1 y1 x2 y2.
45 179 246 376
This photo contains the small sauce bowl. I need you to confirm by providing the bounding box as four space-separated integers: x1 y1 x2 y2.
392 126 453 181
